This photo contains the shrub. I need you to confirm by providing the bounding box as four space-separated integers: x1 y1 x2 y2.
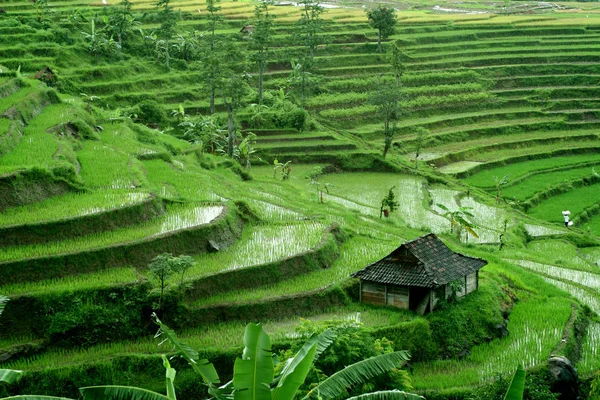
135 100 167 125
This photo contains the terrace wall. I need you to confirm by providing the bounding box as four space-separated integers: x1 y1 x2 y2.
0 205 244 285
0 196 165 246
184 223 343 301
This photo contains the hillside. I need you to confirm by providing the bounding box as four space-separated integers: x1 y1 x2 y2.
0 0 600 399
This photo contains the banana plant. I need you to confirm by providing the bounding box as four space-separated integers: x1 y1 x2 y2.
3 316 422 400
436 204 479 241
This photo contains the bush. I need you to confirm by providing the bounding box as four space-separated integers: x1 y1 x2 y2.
135 100 167 125
46 286 152 347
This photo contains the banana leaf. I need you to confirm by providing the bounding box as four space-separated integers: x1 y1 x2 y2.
346 390 425 400
233 323 274 400
504 365 526 400
303 351 410 400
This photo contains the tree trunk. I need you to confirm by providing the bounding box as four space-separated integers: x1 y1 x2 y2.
165 38 170 69
382 119 390 158
394 75 400 119
414 156 418 170
210 87 215 115
227 104 234 157
118 34 122 57
377 30 382 53
258 62 264 103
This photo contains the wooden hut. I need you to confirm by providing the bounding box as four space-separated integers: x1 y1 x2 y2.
352 233 487 315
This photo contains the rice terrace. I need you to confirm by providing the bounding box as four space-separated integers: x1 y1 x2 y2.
0 0 600 397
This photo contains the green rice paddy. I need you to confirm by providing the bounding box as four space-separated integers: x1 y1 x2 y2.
528 183 600 224
410 296 572 390
0 190 150 227
463 154 600 187
0 204 224 263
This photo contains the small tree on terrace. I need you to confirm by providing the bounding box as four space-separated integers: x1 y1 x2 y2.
107 0 138 57
493 174 510 204
380 186 400 218
367 5 397 53
149 253 195 309
413 127 429 169
369 83 403 158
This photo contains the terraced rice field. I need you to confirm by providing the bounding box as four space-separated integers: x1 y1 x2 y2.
0 203 223 262
0 190 150 227
2 0 600 398
411 297 572 390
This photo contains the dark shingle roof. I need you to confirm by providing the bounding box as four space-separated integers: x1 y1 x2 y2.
352 233 487 288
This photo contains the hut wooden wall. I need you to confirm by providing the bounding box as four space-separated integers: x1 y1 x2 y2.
361 282 409 309
387 286 409 309
361 282 386 305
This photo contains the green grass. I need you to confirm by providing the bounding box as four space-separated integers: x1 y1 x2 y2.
517 260 600 290
77 141 134 189
0 120 60 172
0 267 139 297
579 247 600 267
2 304 402 371
527 183 600 224
468 142 600 163
97 124 167 156
142 158 223 201
526 240 597 271
0 82 37 114
0 190 150 227
183 221 326 282
578 322 600 376
463 154 600 187
0 118 10 136
584 213 600 237
502 165 600 201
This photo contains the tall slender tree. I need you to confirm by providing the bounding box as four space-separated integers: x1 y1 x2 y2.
205 0 222 113
389 46 405 118
220 38 250 157
369 82 403 158
155 0 179 69
250 0 274 104
296 0 326 59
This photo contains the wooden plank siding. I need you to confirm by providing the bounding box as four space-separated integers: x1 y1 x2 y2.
360 271 478 312
362 282 386 305
361 282 409 309
387 286 409 309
